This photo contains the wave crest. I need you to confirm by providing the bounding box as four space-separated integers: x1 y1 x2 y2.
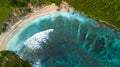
24 29 54 50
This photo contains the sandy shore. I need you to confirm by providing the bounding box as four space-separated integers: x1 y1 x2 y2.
0 1 72 51
0 4 60 51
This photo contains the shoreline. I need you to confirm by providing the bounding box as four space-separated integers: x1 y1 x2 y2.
0 1 72 51
0 2 119 51
0 4 61 51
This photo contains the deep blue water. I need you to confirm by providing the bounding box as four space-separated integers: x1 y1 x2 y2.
6 11 120 67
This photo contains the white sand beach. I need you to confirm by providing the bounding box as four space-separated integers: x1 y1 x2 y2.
0 2 72 51
0 4 59 51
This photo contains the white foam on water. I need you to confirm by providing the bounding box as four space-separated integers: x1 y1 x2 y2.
33 60 42 67
24 29 54 50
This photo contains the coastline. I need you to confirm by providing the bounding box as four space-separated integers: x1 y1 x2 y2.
0 1 72 51
0 4 60 51
0 1 119 51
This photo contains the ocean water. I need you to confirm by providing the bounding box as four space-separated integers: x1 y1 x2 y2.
6 11 120 67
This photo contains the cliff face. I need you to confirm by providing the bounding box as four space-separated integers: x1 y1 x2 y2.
0 51 32 67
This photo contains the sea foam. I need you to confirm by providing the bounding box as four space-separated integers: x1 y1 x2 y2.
24 29 54 50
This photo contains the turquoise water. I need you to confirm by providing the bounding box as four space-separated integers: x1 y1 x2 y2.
6 11 120 67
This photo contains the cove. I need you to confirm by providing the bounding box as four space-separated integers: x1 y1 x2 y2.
6 11 120 67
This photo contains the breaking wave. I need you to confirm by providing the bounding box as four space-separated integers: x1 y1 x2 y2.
24 29 54 50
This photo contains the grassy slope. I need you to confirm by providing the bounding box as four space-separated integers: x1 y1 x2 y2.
0 51 32 67
0 0 12 23
0 0 12 33
66 0 120 30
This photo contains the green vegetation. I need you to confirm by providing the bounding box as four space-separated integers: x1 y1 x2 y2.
10 0 30 7
10 0 61 7
0 51 32 67
44 0 61 5
0 0 62 34
0 0 12 34
66 0 120 30
0 0 61 23
0 0 12 23
0 0 120 33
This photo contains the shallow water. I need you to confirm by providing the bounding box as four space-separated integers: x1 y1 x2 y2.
6 11 120 67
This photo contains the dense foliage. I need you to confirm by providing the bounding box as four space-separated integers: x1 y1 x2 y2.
0 51 32 67
10 0 61 7
0 0 61 23
10 0 30 7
